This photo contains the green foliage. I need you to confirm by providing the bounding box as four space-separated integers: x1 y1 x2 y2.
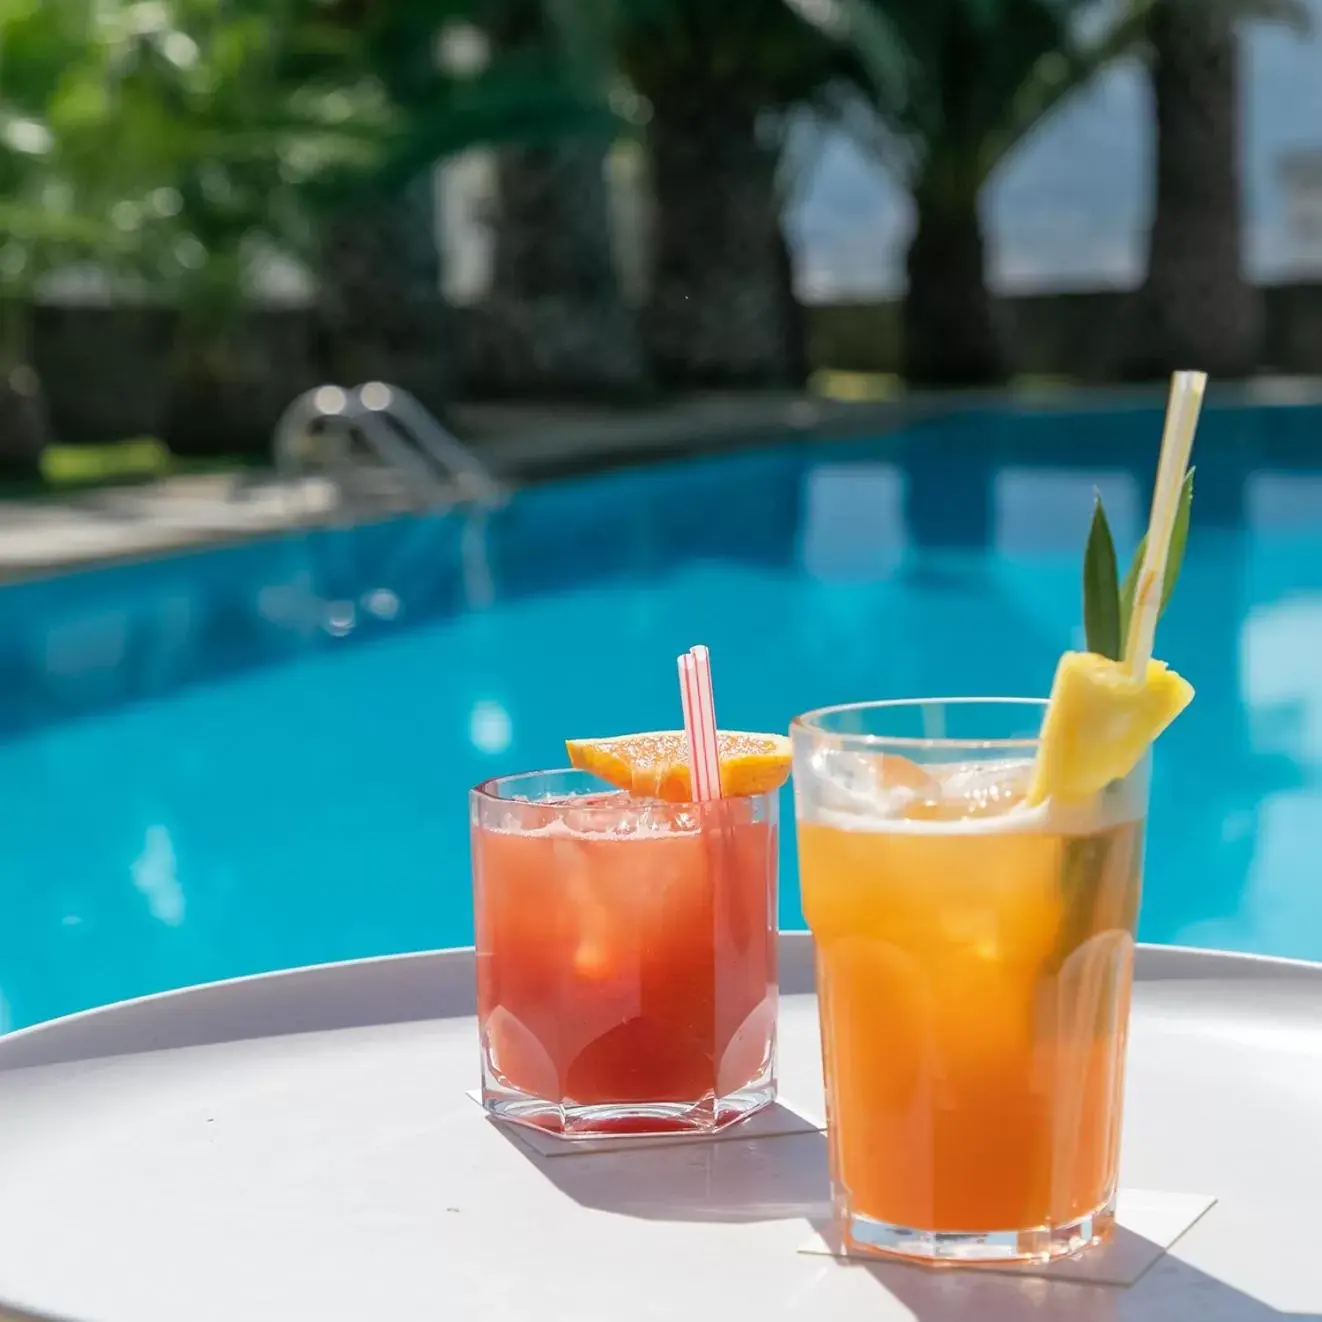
792 0 1156 198
0 0 383 315
795 0 1313 201
1083 492 1122 661
0 0 622 331
0 0 114 287
5 0 1310 340
606 0 846 107
1082 469 1195 660
322 0 621 195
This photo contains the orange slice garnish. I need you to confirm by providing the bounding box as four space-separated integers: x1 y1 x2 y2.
566 730 792 802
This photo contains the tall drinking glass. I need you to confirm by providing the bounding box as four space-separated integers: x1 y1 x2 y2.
471 770 779 1136
792 700 1147 1263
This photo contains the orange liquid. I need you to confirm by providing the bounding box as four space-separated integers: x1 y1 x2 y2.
473 801 777 1109
799 815 1143 1233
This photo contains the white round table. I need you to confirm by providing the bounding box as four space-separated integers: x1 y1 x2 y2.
0 933 1318 1322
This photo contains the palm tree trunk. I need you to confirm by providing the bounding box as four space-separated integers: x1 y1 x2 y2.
0 364 47 480
1128 0 1260 379
0 301 47 479
318 173 453 418
902 184 1004 387
645 92 803 389
480 140 645 397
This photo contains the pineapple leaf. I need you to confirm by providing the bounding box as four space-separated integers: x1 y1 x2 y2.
1083 492 1121 660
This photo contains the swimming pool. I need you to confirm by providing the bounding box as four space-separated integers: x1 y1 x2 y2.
2 401 1321 1029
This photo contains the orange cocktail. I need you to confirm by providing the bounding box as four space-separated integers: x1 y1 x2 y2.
471 768 778 1136
794 699 1148 1263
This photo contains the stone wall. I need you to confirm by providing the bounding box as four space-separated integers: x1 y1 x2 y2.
15 280 1322 451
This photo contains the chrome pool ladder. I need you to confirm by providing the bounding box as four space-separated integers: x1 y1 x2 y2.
273 383 504 510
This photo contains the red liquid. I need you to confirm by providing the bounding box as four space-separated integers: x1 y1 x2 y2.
473 798 777 1115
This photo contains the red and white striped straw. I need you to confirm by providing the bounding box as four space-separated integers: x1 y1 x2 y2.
678 652 705 800
690 645 722 798
676 645 722 801
682 653 713 798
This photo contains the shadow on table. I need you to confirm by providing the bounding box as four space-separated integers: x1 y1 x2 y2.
496 1123 1319 1320
843 1252 1322 1322
491 1121 832 1224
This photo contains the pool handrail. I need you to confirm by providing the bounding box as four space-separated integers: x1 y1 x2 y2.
272 383 503 509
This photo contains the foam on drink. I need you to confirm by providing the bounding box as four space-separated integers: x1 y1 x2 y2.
803 748 1146 838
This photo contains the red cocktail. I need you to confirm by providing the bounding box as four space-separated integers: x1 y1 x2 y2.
471 769 779 1136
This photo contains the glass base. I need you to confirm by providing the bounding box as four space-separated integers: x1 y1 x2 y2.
482 1072 776 1140
838 1193 1116 1265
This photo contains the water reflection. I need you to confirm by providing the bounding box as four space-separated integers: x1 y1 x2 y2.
323 600 356 637
1160 469 1322 957
470 699 513 755
1247 472 1322 531
798 462 905 578
991 468 1142 657
1179 790 1322 958
362 587 401 620
43 609 129 678
1242 595 1322 766
131 825 185 927
994 468 1141 555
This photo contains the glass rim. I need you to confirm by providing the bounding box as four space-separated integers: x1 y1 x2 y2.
470 767 774 809
790 697 1048 752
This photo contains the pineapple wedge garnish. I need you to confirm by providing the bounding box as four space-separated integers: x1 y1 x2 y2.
1029 371 1206 808
1026 652 1193 805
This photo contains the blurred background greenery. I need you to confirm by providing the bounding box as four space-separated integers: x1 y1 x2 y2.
0 0 1314 478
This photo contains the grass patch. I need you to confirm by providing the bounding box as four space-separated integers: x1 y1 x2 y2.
810 370 905 402
810 370 1082 401
1 439 260 501
40 438 175 487
1009 374 1079 395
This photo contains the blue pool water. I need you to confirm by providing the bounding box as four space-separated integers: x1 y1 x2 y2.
2 402 1322 1029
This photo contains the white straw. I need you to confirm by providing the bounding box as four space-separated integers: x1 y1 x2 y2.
1125 370 1207 676
690 645 723 798
677 653 706 800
